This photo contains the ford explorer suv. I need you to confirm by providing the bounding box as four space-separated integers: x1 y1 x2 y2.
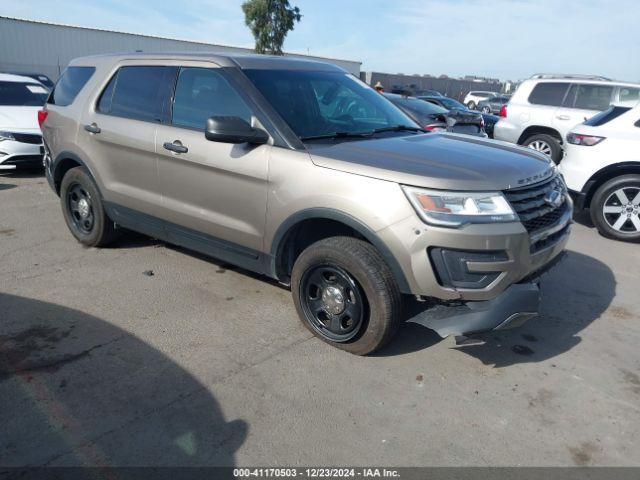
40 54 571 355
494 74 640 163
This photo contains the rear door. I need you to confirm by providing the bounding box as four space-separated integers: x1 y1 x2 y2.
554 83 614 134
78 63 176 217
155 63 270 252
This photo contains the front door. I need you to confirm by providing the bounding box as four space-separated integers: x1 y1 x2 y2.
156 65 270 254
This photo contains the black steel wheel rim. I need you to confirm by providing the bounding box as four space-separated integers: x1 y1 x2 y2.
299 264 366 343
67 183 95 234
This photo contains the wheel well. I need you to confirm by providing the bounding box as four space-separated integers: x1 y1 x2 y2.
53 157 82 194
275 218 367 282
583 163 640 208
517 126 563 145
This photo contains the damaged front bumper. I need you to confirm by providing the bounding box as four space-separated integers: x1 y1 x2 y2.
407 282 541 337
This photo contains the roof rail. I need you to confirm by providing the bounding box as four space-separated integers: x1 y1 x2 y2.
530 73 612 81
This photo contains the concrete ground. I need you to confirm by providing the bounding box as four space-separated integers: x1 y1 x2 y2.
1 172 639 468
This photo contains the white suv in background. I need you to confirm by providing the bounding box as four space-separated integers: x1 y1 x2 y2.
559 103 640 242
0 73 49 170
463 90 498 110
494 74 640 163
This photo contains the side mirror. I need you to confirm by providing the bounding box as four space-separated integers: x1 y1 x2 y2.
205 116 269 145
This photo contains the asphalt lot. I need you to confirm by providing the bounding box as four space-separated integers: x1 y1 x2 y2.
1 171 639 467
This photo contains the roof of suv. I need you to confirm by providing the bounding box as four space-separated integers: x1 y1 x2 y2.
69 52 346 73
519 77 640 88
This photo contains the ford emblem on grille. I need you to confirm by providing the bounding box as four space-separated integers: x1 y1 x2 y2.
544 188 564 208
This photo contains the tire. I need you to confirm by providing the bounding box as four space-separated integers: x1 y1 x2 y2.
60 166 119 247
291 236 402 355
590 174 640 242
467 101 476 110
522 133 563 164
481 106 491 114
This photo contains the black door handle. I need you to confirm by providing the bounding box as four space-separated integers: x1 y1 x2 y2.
84 123 101 134
163 141 188 154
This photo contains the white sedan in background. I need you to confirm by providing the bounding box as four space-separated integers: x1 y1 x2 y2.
560 102 640 242
0 73 49 170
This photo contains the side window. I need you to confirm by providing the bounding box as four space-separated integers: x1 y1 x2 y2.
47 66 95 106
573 84 614 111
619 87 640 102
172 67 252 130
528 82 568 106
563 84 578 107
108 66 174 122
97 72 118 113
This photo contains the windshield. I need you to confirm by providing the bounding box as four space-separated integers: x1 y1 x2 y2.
0 81 49 106
244 69 419 139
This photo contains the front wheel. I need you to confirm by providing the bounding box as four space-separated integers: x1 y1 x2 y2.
467 101 476 110
590 175 640 242
291 237 402 355
481 106 491 113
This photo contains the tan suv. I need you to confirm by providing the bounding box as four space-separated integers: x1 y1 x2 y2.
40 53 571 355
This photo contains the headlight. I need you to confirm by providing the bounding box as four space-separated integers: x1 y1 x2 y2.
0 131 16 142
402 185 517 227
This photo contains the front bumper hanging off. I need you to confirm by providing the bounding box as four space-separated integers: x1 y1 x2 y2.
407 282 541 337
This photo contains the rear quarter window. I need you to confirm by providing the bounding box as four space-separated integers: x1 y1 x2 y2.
528 82 568 106
47 66 96 106
583 106 631 126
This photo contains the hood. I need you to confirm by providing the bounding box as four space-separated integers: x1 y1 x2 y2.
0 106 41 131
307 132 554 191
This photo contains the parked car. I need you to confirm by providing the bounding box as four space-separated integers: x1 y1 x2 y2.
413 89 444 97
8 72 54 90
41 54 570 355
559 103 640 242
477 95 510 114
494 74 640 163
0 73 48 170
463 90 498 110
384 93 486 137
418 95 499 137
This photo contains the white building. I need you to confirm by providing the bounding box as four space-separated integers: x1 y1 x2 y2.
0 16 362 80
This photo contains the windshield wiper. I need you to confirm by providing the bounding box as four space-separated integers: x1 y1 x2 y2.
372 125 425 134
300 125 423 141
300 131 372 141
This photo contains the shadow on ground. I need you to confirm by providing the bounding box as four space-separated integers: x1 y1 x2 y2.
378 250 614 365
0 293 247 469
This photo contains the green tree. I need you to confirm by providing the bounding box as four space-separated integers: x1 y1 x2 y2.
242 0 301 55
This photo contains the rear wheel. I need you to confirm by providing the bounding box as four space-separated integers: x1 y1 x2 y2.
291 236 402 355
60 166 119 247
590 175 640 242
522 133 562 164
467 101 476 110
481 106 491 113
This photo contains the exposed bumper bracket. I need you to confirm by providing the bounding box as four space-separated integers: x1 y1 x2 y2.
407 282 541 337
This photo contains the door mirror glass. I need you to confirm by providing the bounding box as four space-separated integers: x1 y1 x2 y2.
205 116 269 144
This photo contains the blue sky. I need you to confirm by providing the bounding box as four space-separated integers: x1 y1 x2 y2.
1 0 639 81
